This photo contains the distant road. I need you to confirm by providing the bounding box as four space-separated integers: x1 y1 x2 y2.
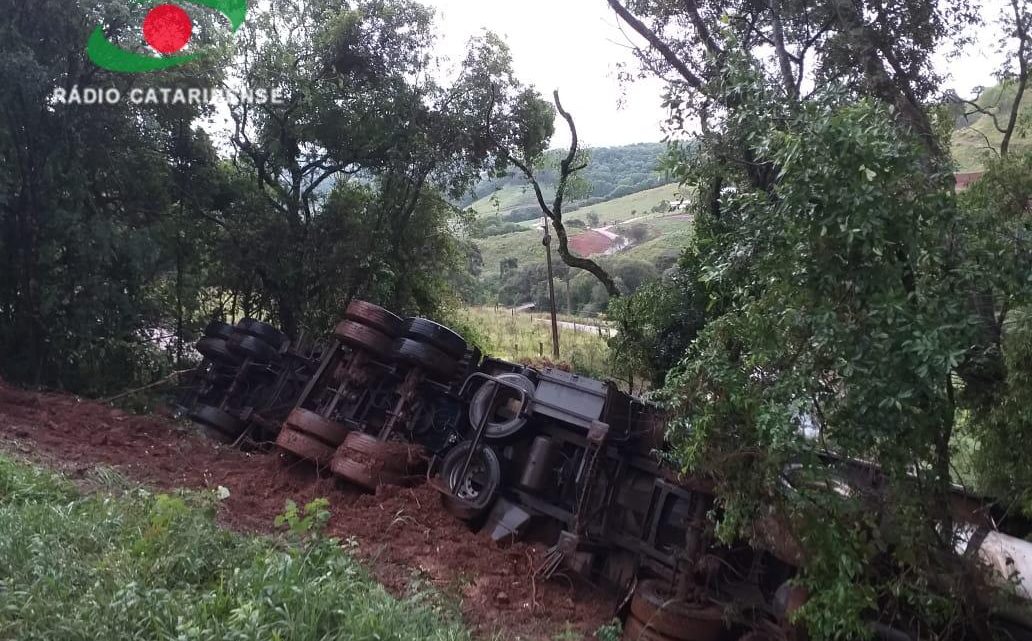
534 317 618 337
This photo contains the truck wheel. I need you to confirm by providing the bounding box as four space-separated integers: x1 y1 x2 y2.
628 580 723 641
285 408 350 447
228 333 280 363
403 318 467 359
341 432 428 472
203 320 235 340
344 300 404 338
189 404 245 442
439 443 501 517
468 373 536 440
236 318 288 350
195 338 241 365
276 427 336 466
392 338 457 380
333 320 393 359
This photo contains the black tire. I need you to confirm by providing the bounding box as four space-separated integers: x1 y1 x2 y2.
403 318 467 359
236 318 288 351
345 300 404 338
628 580 724 641
189 404 245 440
341 432 428 472
439 442 502 515
276 427 336 465
195 337 241 365
227 333 280 363
333 320 393 359
329 455 405 490
285 408 350 446
340 431 393 458
203 320 235 341
468 373 535 440
392 338 457 380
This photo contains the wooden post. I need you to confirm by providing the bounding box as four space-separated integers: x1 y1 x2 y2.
541 215 561 359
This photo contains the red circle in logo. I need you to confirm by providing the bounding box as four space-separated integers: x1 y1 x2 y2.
143 4 193 54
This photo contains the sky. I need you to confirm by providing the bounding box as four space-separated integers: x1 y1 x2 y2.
424 0 669 147
423 0 1012 147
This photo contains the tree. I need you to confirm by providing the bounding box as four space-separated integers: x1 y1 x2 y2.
487 91 622 298
949 0 1030 157
224 0 551 334
0 0 226 392
619 222 649 244
606 0 1031 637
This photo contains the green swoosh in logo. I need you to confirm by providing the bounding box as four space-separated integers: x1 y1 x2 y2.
87 0 248 73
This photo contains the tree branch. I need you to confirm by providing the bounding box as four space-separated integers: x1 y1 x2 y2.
1001 0 1030 156
606 0 706 89
485 87 621 298
767 0 798 99
684 0 722 57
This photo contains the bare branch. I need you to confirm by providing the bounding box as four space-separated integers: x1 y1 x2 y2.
606 0 706 89
485 86 621 298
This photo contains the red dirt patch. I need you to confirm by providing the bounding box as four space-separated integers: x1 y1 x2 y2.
0 382 614 640
568 231 616 257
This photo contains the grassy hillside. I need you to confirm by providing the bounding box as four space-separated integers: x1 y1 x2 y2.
951 81 1032 170
468 184 539 219
621 214 695 265
462 142 667 207
475 184 690 277
461 306 613 378
572 183 685 224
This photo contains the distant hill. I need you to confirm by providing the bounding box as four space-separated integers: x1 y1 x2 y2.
473 90 1032 312
462 142 669 220
949 81 1032 170
475 183 690 280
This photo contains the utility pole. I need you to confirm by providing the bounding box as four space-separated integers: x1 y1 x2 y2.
541 215 561 359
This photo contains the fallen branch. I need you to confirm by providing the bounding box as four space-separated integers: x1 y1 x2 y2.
102 369 194 404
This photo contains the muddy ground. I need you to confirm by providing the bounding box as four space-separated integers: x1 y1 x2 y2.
0 381 615 640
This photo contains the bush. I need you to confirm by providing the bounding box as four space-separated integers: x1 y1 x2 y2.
0 457 471 641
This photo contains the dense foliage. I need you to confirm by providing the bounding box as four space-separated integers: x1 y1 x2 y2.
0 0 548 394
605 0 1032 637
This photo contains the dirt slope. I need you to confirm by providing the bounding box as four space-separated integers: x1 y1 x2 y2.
0 382 614 640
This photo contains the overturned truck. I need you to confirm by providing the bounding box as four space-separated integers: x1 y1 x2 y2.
182 301 1032 641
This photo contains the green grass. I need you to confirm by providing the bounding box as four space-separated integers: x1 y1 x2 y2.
951 82 1032 171
476 229 546 278
470 183 684 225
571 183 685 225
475 186 690 278
0 456 471 641
468 185 539 219
462 306 614 379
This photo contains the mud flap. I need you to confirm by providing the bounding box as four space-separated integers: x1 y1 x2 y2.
483 497 532 543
